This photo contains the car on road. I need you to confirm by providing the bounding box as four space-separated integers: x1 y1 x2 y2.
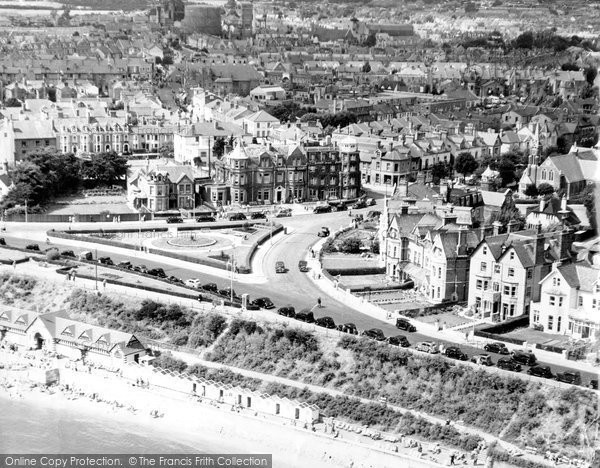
117 261 132 269
315 316 336 329
365 198 376 206
527 365 553 379
555 371 581 385
295 310 315 323
133 265 148 274
298 260 309 272
167 276 183 284
250 212 267 220
511 350 537 366
228 213 247 221
352 200 366 209
415 341 439 354
589 379 598 390
362 328 386 341
497 358 522 372
388 335 410 347
147 268 166 278
275 261 286 273
313 205 332 214
202 283 218 293
98 256 113 265
78 251 93 261
196 214 216 223
471 354 494 366
251 297 275 309
26 243 40 251
185 279 202 288
219 288 240 301
396 318 416 332
337 323 358 335
333 204 347 212
274 208 292 217
444 346 468 361
166 216 183 224
484 342 509 355
277 306 296 318
317 227 330 237
60 250 75 258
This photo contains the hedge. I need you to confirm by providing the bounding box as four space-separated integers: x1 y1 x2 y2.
325 267 386 276
474 330 525 346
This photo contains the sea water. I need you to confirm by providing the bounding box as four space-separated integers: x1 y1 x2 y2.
0 396 206 454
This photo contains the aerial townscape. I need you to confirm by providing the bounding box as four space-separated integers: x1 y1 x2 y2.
0 0 599 466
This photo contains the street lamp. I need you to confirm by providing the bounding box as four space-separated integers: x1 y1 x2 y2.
94 248 98 291
227 253 236 303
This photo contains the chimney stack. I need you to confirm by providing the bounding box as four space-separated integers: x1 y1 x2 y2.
539 197 546 212
558 227 574 262
534 224 545 264
456 225 468 256
507 219 520 233
492 220 503 236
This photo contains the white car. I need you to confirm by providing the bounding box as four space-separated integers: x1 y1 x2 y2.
415 341 440 354
184 278 202 288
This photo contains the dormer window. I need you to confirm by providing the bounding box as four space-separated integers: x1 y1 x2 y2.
61 326 73 336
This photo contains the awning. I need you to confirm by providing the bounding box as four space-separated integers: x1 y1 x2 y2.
400 262 429 285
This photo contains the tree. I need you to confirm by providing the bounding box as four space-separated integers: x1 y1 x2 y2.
584 66 597 86
431 162 450 184
454 152 478 179
212 137 226 158
4 98 21 107
158 142 174 159
339 236 362 254
523 184 539 198
513 31 534 49
363 34 376 48
80 152 127 187
361 61 371 73
537 183 555 196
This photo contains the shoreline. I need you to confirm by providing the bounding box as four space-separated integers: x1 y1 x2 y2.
0 370 444 468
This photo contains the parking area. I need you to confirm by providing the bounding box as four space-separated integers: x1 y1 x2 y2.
500 327 573 348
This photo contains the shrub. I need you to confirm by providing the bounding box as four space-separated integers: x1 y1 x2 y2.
339 236 362 253
46 249 60 261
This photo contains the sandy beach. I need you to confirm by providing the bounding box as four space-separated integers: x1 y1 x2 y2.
0 364 445 468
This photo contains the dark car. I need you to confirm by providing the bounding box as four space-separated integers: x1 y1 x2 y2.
251 297 274 309
352 200 366 209
26 243 40 251
589 379 598 390
167 276 183 284
117 261 132 269
333 204 347 212
295 310 315 323
511 350 537 366
315 316 336 329
0 238 5 246
277 306 296 318
337 323 358 335
98 257 114 266
166 216 183 224
60 250 75 258
497 358 522 372
396 318 416 332
388 335 410 347
275 261 286 273
445 346 468 361
555 371 581 385
202 283 219 293
484 342 510 355
148 268 166 278
228 213 247 221
250 212 267 220
196 215 216 222
219 288 240 300
313 205 332 214
133 264 148 274
362 328 386 341
527 365 553 379
298 260 309 272
317 227 330 237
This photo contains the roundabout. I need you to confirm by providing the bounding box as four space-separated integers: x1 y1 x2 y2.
166 235 217 248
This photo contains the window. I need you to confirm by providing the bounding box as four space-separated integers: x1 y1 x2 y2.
508 268 514 277
526 286 531 297
509 251 515 260
533 310 539 323
548 315 553 330
494 264 501 274
476 280 482 290
557 316 561 332
549 295 555 306
578 296 583 307
493 282 499 292
558 296 563 307
480 262 487 272
527 269 533 279
553 277 561 287
483 246 488 255
504 285 510 295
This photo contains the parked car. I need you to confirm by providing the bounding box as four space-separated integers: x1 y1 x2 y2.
315 316 336 329
298 260 308 272
147 268 166 278
78 251 93 261
471 354 494 366
511 350 537 366
117 261 132 269
415 341 439 354
219 288 240 300
313 205 332 214
251 297 274 309
317 227 330 237
274 208 292 217
26 243 40 251
388 335 410 347
332 204 347 212
445 346 468 361
295 310 315 323
185 278 202 288
167 276 183 284
555 371 581 385
0 238 5 246
484 342 509 355
98 256 113 266
527 365 553 379
60 250 75 258
277 306 296 318
362 328 386 341
396 318 416 332
275 261 286 273
196 214 216 222
202 283 218 292
589 379 598 390
133 265 148 274
337 323 358 335
352 200 366 209
250 212 267 220
166 216 183 224
228 213 247 221
398 279 414 290
497 358 522 372
365 197 376 206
